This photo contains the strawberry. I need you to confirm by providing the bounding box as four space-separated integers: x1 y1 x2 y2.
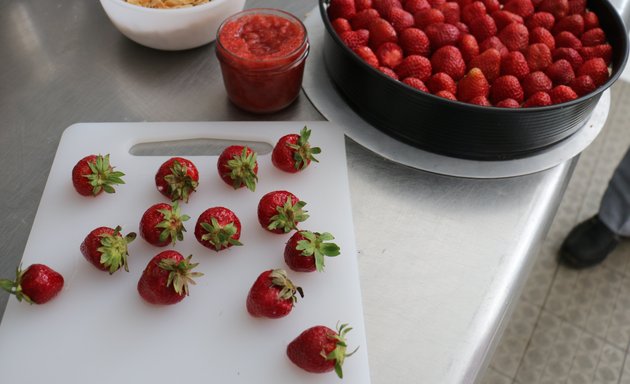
545 59 575 85
459 33 480 62
583 11 599 30
524 43 552 71
439 2 461 24
549 84 578 103
455 21 470 33
140 202 189 247
479 36 509 58
469 95 492 105
567 0 586 15
498 22 529 52
525 12 555 30
426 22 462 49
555 31 582 50
552 47 583 71
491 75 524 103
530 27 555 50
395 55 432 81
80 226 136 274
368 18 398 49
570 74 596 96
538 0 569 18
580 28 606 47
373 0 403 19
350 9 381 30
431 45 466 80
399 27 430 56
386 7 415 33
272 126 321 173
287 323 357 378
413 8 445 29
495 98 521 107
155 157 199 203
462 2 487 25
137 251 202 305
376 42 404 68
217 145 258 192
356 0 373 11
457 67 490 101
328 0 357 20
435 90 458 100
404 0 430 13
483 0 501 13
340 29 370 50
72 154 125 197
402 77 430 91
552 14 584 36
577 57 608 86
246 269 303 318
354 46 380 67
468 14 498 42
428 0 446 7
523 91 552 106
0 264 64 304
503 0 534 18
379 66 400 79
331 18 352 35
501 51 530 80
427 72 458 94
522 71 553 97
468 48 501 82
580 44 612 65
491 10 524 30
284 231 341 272
194 206 242 251
258 190 309 234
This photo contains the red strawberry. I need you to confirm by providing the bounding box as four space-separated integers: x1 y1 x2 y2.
369 18 398 49
217 145 258 192
284 231 341 272
0 264 64 304
246 269 303 318
580 28 606 47
72 154 125 197
523 91 552 106
580 44 612 65
503 0 534 18
530 27 555 50
549 85 578 103
525 12 555 30
272 126 321 173
373 0 403 18
483 0 501 13
80 226 136 274
462 2 487 25
402 77 430 91
459 33 480 62
331 18 352 35
414 8 445 29
428 0 446 7
356 0 373 11
427 72 458 94
387 7 415 33
287 323 357 378
354 46 380 67
435 90 458 100
457 67 490 101
340 29 370 50
555 31 582 49
577 57 609 86
552 14 584 36
140 202 189 247
194 206 242 251
583 11 599 30
155 157 199 203
431 45 466 80
258 190 309 234
570 74 596 96
455 21 470 33
468 48 501 82
524 43 552 71
469 95 492 105
328 0 357 20
350 9 380 30
468 14 498 42
491 75 524 103
376 42 404 68
137 251 202 305
491 10 524 30
552 47 583 71
538 0 569 18
498 22 529 52
395 55 432 81
567 0 586 15
426 23 462 49
399 28 430 56
545 59 575 85
379 66 400 79
439 2 461 24
501 51 530 80
479 36 509 58
522 71 553 97
404 0 430 13
495 98 521 107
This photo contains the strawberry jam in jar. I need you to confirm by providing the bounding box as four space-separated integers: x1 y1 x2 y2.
216 9 309 113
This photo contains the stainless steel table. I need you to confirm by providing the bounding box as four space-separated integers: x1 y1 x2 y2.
0 1 597 383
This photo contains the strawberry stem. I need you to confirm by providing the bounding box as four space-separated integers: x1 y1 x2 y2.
269 269 304 303
225 146 258 192
295 231 340 272
98 226 136 274
323 322 358 379
84 154 125 195
0 265 33 304
289 126 321 171
159 255 203 296
163 160 198 203
156 201 190 246
200 217 243 251
268 198 309 233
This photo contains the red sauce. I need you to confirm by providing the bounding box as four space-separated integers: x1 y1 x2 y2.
216 9 309 113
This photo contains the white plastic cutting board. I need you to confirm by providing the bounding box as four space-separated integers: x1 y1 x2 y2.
0 122 370 384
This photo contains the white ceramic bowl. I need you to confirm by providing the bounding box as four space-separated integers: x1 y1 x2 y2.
99 0 246 51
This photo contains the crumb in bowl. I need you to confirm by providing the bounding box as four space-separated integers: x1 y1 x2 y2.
126 0 210 8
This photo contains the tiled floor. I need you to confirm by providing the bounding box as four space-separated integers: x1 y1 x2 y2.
479 79 630 384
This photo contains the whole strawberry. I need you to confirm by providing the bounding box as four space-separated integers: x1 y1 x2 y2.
139 202 189 247
194 206 243 251
284 231 340 272
155 157 199 203
72 154 125 196
80 226 136 274
217 145 258 192
0 264 64 304
258 190 309 234
272 126 321 173
287 323 357 378
137 251 203 305
246 269 303 318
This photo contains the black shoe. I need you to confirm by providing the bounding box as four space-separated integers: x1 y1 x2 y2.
559 216 620 269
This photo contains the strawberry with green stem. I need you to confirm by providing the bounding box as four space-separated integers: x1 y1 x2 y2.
72 154 125 196
80 226 136 274
137 251 203 305
246 269 304 318
285 231 340 272
272 126 321 173
140 201 189 247
155 157 199 203
217 145 259 191
194 207 243 251
257 190 309 234
0 264 64 304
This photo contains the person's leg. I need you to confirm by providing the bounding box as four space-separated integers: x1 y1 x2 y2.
599 147 630 237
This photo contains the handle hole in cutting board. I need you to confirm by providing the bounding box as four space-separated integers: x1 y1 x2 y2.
129 138 273 156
